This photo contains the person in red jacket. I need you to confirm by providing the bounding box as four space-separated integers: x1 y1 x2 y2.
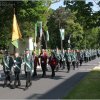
48 52 58 78
33 51 40 77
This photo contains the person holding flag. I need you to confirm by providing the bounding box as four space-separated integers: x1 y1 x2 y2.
13 52 22 88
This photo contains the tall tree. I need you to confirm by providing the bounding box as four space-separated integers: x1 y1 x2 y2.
47 7 83 49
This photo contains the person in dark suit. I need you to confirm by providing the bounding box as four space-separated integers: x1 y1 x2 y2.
24 49 33 90
71 50 76 70
33 51 40 77
65 49 72 73
76 50 80 68
39 50 48 77
2 50 14 88
13 53 22 88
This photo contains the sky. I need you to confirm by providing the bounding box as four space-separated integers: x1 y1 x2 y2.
50 0 100 12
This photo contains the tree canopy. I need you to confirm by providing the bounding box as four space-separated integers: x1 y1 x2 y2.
0 0 100 50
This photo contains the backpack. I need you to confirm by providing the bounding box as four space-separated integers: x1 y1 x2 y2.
51 57 57 66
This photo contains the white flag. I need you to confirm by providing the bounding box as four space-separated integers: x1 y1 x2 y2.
60 29 65 40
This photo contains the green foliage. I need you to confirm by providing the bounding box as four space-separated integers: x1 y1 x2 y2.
64 0 100 49
0 0 53 49
0 0 100 50
47 7 83 49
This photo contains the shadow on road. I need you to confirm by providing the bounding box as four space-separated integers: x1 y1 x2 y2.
26 72 88 99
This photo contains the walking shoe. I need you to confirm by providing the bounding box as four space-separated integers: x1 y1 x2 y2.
24 86 28 91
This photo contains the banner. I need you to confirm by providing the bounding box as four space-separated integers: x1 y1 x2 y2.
39 21 42 37
60 29 65 40
47 30 49 41
12 14 22 48
29 37 34 51
35 23 37 37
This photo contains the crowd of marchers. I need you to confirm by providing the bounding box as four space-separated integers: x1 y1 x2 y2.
1 48 100 90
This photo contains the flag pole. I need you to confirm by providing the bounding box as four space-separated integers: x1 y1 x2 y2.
34 23 37 51
13 8 16 54
12 6 22 54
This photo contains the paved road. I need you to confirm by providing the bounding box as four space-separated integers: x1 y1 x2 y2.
0 58 100 99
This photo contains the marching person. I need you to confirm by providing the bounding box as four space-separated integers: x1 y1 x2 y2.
33 51 40 77
65 49 72 73
60 49 65 70
24 49 33 90
48 52 58 78
71 50 76 70
39 49 48 77
76 49 80 68
80 50 84 66
13 52 22 88
2 50 14 88
55 48 61 71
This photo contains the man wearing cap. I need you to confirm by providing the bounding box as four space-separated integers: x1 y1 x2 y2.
2 50 14 88
24 49 33 90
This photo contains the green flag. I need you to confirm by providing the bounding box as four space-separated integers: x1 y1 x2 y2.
47 30 49 41
12 40 18 48
39 21 42 37
35 23 37 37
37 21 42 37
60 29 65 40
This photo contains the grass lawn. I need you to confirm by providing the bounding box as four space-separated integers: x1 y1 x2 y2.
64 71 100 99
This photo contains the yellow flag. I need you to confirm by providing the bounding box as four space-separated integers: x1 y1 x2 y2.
12 14 22 41
12 14 22 48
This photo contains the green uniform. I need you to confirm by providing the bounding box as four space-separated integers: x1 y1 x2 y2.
2 55 14 87
71 52 76 62
65 51 72 72
13 56 22 88
24 54 33 72
24 53 33 90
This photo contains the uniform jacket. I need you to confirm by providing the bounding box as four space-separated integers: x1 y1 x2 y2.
40 54 47 65
14 57 22 72
71 53 76 62
33 55 40 67
60 53 65 61
2 55 14 72
65 52 72 62
24 54 33 72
